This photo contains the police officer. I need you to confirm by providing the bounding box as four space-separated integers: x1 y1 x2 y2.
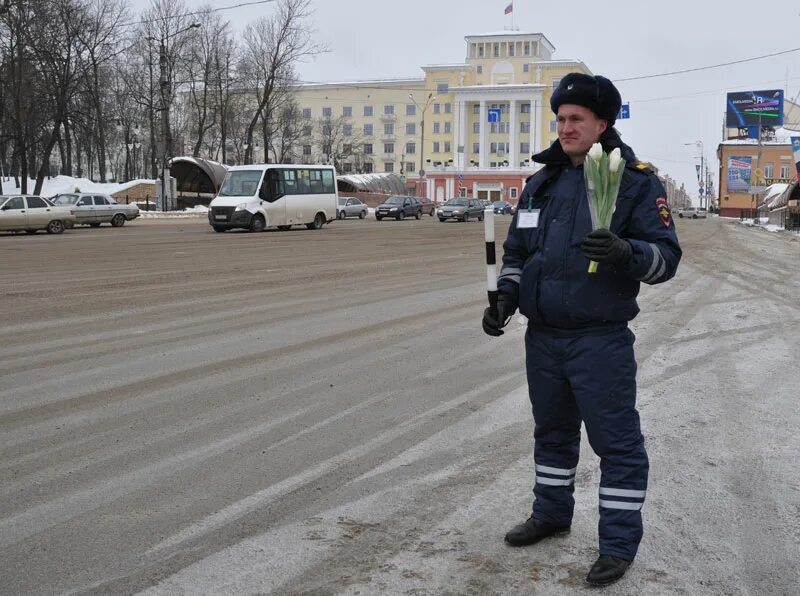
482 73 681 586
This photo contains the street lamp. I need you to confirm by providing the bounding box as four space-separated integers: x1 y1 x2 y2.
408 92 436 179
684 140 704 208
148 22 201 210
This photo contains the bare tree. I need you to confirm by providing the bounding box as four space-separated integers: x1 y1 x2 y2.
314 114 365 173
75 0 128 182
269 100 304 163
239 0 324 165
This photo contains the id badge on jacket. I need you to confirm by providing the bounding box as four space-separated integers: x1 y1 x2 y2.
517 209 540 228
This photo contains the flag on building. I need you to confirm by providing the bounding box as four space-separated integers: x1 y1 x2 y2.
504 2 513 15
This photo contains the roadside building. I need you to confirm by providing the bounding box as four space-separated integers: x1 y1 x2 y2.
289 31 592 205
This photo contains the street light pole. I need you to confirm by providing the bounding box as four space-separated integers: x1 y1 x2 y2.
409 92 435 191
684 140 704 208
152 22 200 210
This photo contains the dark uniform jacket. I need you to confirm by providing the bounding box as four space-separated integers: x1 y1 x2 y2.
498 133 682 330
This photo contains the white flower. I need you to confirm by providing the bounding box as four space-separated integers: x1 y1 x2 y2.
588 143 603 161
609 148 622 172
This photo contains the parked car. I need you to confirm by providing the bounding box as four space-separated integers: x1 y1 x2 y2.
493 200 513 215
413 195 436 216
0 195 76 234
51 193 139 227
677 207 706 219
438 198 485 222
337 196 369 219
375 196 423 220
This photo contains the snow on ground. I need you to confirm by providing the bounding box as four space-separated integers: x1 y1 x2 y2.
1 175 153 198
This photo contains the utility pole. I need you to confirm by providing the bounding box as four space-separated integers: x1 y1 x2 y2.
158 40 170 210
409 92 435 196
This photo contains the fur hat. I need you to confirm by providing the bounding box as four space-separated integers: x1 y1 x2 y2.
550 73 622 125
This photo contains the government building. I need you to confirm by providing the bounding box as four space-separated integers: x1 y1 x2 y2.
292 31 590 204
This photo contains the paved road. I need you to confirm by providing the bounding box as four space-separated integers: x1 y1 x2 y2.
1 215 798 595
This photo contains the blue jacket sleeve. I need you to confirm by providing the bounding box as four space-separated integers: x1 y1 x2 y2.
497 190 532 303
619 174 682 285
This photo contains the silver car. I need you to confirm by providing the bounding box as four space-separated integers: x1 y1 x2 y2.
0 195 76 234
51 193 139 227
677 207 706 219
337 196 369 219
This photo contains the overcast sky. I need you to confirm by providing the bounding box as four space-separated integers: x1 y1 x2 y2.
135 0 800 200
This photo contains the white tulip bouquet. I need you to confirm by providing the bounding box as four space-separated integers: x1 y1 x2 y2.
584 143 625 273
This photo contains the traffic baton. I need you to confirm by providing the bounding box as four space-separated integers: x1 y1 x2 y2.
484 207 498 311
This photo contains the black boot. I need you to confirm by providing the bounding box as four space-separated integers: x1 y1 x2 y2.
504 516 570 547
585 555 631 586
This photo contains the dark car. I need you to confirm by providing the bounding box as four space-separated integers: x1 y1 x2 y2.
493 200 513 215
375 196 423 220
437 198 485 222
413 195 436 216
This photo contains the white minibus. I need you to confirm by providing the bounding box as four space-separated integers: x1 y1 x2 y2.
208 164 338 232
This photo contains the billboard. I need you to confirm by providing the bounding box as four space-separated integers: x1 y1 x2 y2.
727 156 752 192
726 90 784 128
792 137 800 182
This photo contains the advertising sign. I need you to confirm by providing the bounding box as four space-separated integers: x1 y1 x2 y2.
726 90 784 128
792 136 800 182
727 156 752 192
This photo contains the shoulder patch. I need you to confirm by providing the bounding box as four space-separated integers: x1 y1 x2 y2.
655 196 672 228
628 161 655 175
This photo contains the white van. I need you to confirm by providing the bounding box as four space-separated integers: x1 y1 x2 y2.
208 164 338 232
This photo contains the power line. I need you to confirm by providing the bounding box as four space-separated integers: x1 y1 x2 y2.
117 0 277 30
615 46 800 82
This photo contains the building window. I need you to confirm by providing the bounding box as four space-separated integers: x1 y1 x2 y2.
780 164 790 179
521 102 531 113
363 143 373 155
302 108 311 119
302 125 312 136
322 123 332 136
444 103 451 114
473 104 480 114
406 141 416 154
384 143 394 153
493 43 499 57
363 124 373 136
406 122 416 134
524 42 531 56
341 163 352 172
363 162 373 173
764 163 774 178
444 141 451 153
433 122 440 134
521 122 530 133
473 122 480 134
302 145 311 155
322 106 332 118
478 45 484 57
364 105 373 117
472 142 480 154
459 187 467 197
384 104 394 115
490 142 497 154
510 187 518 198
384 123 394 135
444 122 451 134
523 63 529 73
477 65 483 74
552 79 561 90
433 141 440 153
437 82 449 94
343 106 352 117
433 103 441 114
343 124 352 136
406 162 416 173
520 142 530 154
550 120 557 133
508 43 515 57
406 104 416 116
385 162 394 172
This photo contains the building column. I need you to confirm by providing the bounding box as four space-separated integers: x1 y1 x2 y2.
509 99 518 168
455 99 467 170
532 93 543 155
479 99 487 169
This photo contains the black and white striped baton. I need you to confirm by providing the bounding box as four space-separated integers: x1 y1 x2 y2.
484 206 498 312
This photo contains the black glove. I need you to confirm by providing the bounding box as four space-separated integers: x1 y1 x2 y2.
579 228 632 265
482 293 518 337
